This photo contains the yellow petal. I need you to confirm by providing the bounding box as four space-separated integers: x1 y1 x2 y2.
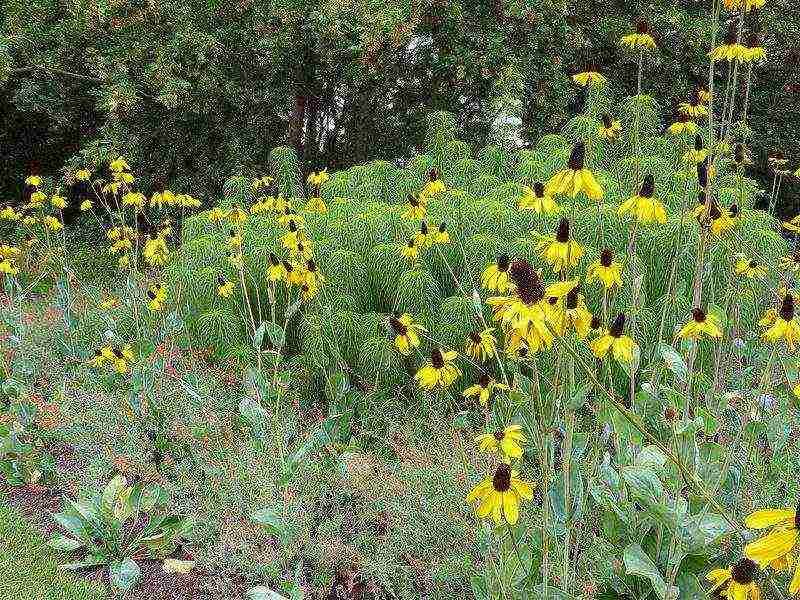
745 509 796 529
745 528 799 567
502 491 519 525
790 559 800 595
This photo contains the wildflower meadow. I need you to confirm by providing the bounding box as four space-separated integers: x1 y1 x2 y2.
2 0 800 599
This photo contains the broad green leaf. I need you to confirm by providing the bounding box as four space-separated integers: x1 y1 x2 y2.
109 558 140 591
623 543 671 599
47 535 85 552
659 344 688 382
102 474 127 513
621 465 663 503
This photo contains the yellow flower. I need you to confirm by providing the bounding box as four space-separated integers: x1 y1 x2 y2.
475 425 526 460
590 314 636 363
598 114 622 141
99 297 119 310
227 205 248 224
277 209 303 227
143 236 169 267
744 507 799 576
619 21 657 50
79 199 93 211
744 34 767 62
762 295 800 351
782 214 800 233
709 23 748 62
402 194 427 220
75 169 91 182
432 222 450 244
550 283 593 339
414 221 434 248
618 174 667 224
735 257 767 279
29 190 46 206
0 244 21 259
146 284 166 311
693 196 736 236
390 313 426 356
227 229 243 249
267 253 288 282
678 308 723 340
305 196 327 213
217 277 235 298
307 169 329 187
724 0 765 11
705 559 761 600
463 374 509 406
668 114 699 136
122 192 145 209
572 68 607 87
420 170 445 200
0 259 20 276
50 195 67 210
283 260 305 287
481 254 512 293
208 207 226 223
683 135 708 164
466 464 534 525
414 349 461 390
110 157 131 172
466 328 498 361
400 238 420 262
545 142 604 200
252 175 274 191
679 90 709 118
251 196 274 214
43 215 63 231
779 253 800 274
0 205 20 220
25 175 42 187
518 182 559 214
536 218 584 273
110 345 135 374
586 248 623 289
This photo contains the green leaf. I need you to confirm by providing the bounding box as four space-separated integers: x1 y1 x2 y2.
52 513 89 542
47 535 85 552
567 382 591 411
623 543 672 599
101 474 127 513
109 558 140 591
253 322 266 349
251 508 289 544
659 344 688 382
621 465 663 503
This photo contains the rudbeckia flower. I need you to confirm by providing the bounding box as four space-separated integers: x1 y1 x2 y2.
475 425 526 460
267 253 287 282
618 174 667 224
414 348 461 390
402 194 427 220
779 252 800 273
709 22 748 62
598 113 622 141
305 196 327 213
724 0 765 11
400 238 420 262
143 236 170 267
0 259 19 276
466 328 498 361
227 205 248 224
390 313 426 356
0 205 20 220
50 195 67 210
619 21 657 50
744 34 767 63
668 113 699 136
217 276 235 298
679 90 709 118
744 504 800 593
25 175 42 187
146 284 166 311
706 558 761 600
282 260 305 286
111 346 135 374
43 215 63 231
420 169 446 200
572 66 607 87
80 199 93 211
683 135 709 164
545 142 604 200
110 157 130 173
307 169 329 187
208 207 226 223
678 308 723 340
537 218 584 272
782 214 800 233
463 373 510 406
414 221 434 248
432 222 450 244
586 248 623 289
693 195 736 236
466 463 534 526
122 192 145 209
252 176 274 191
734 257 767 279
590 313 636 363
481 254 512 293
518 182 559 214
762 294 800 351
551 283 593 339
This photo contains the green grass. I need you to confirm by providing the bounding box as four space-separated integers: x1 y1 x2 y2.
0 492 107 600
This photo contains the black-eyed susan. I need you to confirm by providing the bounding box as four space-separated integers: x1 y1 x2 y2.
122 192 145 209
217 276 235 298
697 158 715 188
79 199 93 211
432 222 450 244
400 238 420 262
143 235 169 267
402 194 427 220
463 373 510 406
706 558 761 600
305 196 327 213
586 248 623 289
0 258 19 276
110 346 135 374
227 205 248 224
735 257 767 279
779 252 800 273
782 214 800 233
25 175 42 187
519 182 559 213
598 114 622 141
414 221 433 248
302 259 324 288
267 253 287 282
146 284 166 311
208 207 226 223
668 113 699 136
109 156 130 173
678 308 723 340
679 90 709 118
693 195 736 236
724 0 765 11
545 142 604 200
466 328 498 361
684 135 709 164
762 294 800 351
618 174 667 224
466 463 534 526
551 283 593 339
50 195 67 210
619 20 657 50
389 313 426 356
709 21 748 62
251 196 273 214
590 313 636 363
537 218 584 273
572 66 607 87
282 260 305 287
481 254 512 293
744 504 800 594
415 348 461 390
43 215 63 231
475 425 526 460
291 239 314 262
0 205 20 220
227 228 243 249
420 169 446 200
307 169 329 187
744 33 767 63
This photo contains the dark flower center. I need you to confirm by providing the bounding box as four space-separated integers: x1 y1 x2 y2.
308 260 317 272
493 430 505 441
749 260 758 269
420 222 428 235
431 348 445 369
439 222 447 233
269 252 279 266
217 275 225 285
566 287 579 309
688 89 700 106
600 248 613 267
113 348 124 359
640 174 655 198
534 181 545 197
747 34 760 49
609 314 626 337
724 21 738 46
288 220 297 232
492 463 512 492
518 346 529 358
730 203 739 218
469 331 482 344
497 254 510 272
389 317 407 336
429 168 439 182
556 218 570 243
479 373 491 388
698 161 709 188
692 308 706 322
283 260 293 272
601 113 613 129
147 290 156 300
730 558 758 585
676 112 689 124
735 144 745 163
694 135 704 152
510 260 545 305
407 239 415 248
709 202 722 220
590 315 601 329
636 20 649 34
409 195 419 207
781 295 795 322
568 142 586 171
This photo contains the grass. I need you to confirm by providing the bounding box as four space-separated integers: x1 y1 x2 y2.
0 491 107 600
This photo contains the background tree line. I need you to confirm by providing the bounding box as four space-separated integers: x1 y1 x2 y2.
1 0 799 215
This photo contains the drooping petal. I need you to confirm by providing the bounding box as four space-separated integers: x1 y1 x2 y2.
745 528 799 567
502 492 519 525
744 509 795 529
